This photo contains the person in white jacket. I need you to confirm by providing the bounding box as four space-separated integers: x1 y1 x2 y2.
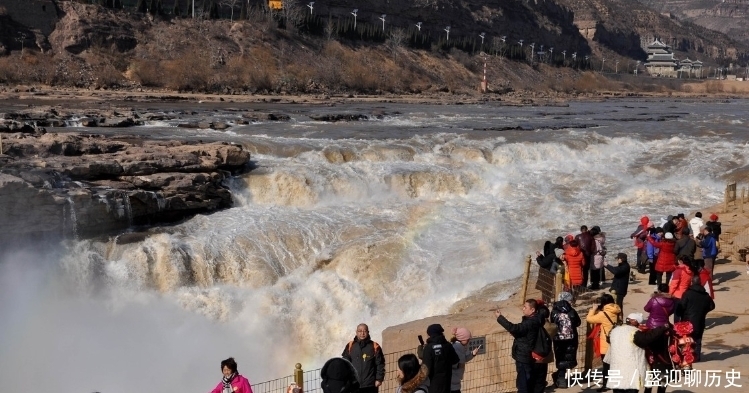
689 212 704 238
603 313 649 392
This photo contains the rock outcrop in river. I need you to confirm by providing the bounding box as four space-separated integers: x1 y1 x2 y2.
0 128 250 241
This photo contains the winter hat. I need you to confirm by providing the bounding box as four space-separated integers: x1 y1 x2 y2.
558 292 573 302
667 215 674 221
453 327 472 342
640 216 650 227
626 313 644 324
564 234 575 243
427 324 444 337
321 358 359 393
665 232 674 240
710 213 719 221
554 248 564 258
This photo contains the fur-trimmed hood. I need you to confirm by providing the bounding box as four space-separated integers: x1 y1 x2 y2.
398 365 430 393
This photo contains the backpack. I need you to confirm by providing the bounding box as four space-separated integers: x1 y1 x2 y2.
531 325 552 362
348 341 381 357
555 312 575 341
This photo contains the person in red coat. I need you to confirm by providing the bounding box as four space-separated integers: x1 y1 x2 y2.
564 240 586 291
648 232 677 287
695 259 715 299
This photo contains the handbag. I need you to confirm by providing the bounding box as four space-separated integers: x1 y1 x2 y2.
602 311 621 344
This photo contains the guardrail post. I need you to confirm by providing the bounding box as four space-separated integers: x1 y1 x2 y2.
742 188 745 213
294 363 304 389
725 183 729 211
554 264 564 302
520 255 532 305
584 322 594 371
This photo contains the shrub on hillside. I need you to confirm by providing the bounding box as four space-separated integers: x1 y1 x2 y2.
129 59 163 87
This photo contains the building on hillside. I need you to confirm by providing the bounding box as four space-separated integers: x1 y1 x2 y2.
644 39 679 77
678 58 704 78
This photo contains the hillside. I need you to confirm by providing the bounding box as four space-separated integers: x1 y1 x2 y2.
638 0 749 48
557 0 749 65
0 0 748 95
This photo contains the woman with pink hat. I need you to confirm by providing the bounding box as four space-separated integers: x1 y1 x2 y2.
450 327 480 393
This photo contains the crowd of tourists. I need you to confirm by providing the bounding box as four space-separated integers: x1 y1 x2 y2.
207 213 720 393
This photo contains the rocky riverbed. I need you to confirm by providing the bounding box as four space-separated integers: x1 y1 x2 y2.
0 125 250 241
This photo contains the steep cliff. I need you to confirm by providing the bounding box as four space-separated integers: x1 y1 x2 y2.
638 0 749 46
558 0 749 62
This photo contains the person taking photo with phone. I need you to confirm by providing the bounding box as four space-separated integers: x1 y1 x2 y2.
450 327 480 393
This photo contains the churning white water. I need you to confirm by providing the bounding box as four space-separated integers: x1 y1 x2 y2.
1 99 748 393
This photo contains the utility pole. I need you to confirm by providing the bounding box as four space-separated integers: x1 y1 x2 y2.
529 43 535 64
601 57 606 72
615 60 619 74
445 26 451 41
351 9 358 30
379 14 386 32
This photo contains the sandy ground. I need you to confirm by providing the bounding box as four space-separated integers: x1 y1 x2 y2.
2 82 749 108
383 198 749 392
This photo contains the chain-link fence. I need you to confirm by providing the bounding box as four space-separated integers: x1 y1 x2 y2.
252 325 593 393
252 253 615 393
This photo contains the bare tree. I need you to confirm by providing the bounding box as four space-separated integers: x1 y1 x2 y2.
324 16 336 41
221 0 241 21
281 1 305 32
388 28 408 59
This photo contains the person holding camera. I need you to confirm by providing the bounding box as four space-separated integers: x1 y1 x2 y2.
699 226 719 275
603 253 631 314
450 327 480 393
208 357 253 393
586 294 621 392
495 299 542 393
342 324 385 393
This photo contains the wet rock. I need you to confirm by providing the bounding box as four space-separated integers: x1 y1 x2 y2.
211 122 230 130
242 112 291 122
309 113 369 122
0 133 251 240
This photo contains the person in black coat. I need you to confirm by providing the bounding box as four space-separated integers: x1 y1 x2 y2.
604 253 631 315
550 292 581 388
633 325 673 393
421 324 459 393
342 324 386 393
496 299 542 393
675 278 715 361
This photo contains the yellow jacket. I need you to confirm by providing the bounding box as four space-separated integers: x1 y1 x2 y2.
586 303 622 355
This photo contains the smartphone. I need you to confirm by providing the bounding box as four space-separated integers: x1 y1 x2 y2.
418 335 425 345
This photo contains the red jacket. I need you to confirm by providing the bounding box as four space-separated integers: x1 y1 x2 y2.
565 246 585 286
699 268 715 299
648 238 677 273
669 264 694 299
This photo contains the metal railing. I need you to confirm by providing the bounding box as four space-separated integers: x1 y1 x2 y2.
252 325 592 393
